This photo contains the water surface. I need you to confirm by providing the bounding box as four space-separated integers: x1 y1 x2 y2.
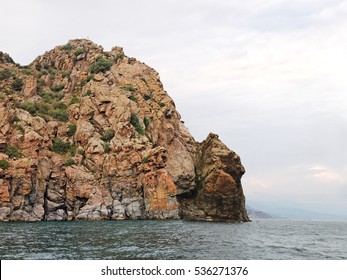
0 219 346 259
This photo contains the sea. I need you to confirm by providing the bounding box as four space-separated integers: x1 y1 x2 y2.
0 219 346 260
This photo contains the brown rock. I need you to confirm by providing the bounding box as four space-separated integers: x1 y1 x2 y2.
0 181 10 204
0 40 249 223
143 169 179 219
179 133 250 222
22 75 37 97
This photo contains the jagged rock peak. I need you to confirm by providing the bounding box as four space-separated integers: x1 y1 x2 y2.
0 39 249 223
0 52 15 64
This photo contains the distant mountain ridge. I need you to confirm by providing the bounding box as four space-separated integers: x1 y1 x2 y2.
246 205 272 219
248 200 347 222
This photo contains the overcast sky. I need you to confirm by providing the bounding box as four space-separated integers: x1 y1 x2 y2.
1 0 346 216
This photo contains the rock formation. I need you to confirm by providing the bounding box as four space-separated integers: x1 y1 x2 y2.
0 40 249 222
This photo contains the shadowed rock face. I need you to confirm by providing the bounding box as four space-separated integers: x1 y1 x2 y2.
179 133 250 222
0 39 249 222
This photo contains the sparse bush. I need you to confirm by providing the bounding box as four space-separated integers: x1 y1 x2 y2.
21 69 33 75
0 69 12 80
61 71 70 78
78 149 86 159
79 80 87 88
19 101 37 115
89 56 113 74
20 101 56 118
69 145 77 156
64 158 75 167
12 115 20 123
50 138 71 154
47 109 68 122
102 142 111 153
12 78 24 91
51 101 67 110
20 90 68 121
0 160 10 170
74 48 86 57
35 63 42 71
144 94 152 101
130 113 144 135
37 102 51 114
69 95 79 105
14 124 24 134
141 156 149 164
61 43 73 51
144 117 150 128
86 74 94 82
115 54 124 63
122 85 136 92
5 146 23 158
145 132 152 142
39 70 48 77
83 89 93 97
128 95 137 102
101 129 115 142
48 68 57 76
19 101 58 119
39 91 64 102
51 84 64 92
158 102 165 107
66 124 77 137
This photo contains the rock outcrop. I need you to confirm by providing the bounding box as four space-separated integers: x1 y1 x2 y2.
0 39 249 222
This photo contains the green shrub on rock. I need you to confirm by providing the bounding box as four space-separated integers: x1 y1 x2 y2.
74 48 86 57
130 113 144 135
101 129 115 142
0 69 12 80
101 143 111 153
12 78 24 91
89 56 113 74
122 85 136 92
0 160 10 170
67 124 77 137
47 109 68 122
5 146 23 158
144 117 150 128
69 95 79 105
60 43 73 51
19 101 38 115
50 138 71 154
51 84 64 92
64 158 76 167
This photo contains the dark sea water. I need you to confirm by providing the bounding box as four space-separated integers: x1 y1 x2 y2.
0 219 346 260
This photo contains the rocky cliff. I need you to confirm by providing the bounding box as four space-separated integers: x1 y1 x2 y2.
0 39 249 222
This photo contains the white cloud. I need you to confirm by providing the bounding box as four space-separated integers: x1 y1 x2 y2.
243 176 274 190
308 165 347 185
243 163 347 215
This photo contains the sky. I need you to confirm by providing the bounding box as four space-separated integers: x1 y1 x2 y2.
1 0 346 217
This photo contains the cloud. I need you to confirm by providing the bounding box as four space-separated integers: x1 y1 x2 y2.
243 163 347 214
247 0 345 31
308 165 347 185
243 177 274 190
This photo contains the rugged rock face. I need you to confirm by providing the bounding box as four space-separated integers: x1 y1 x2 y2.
179 133 249 222
0 39 249 222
